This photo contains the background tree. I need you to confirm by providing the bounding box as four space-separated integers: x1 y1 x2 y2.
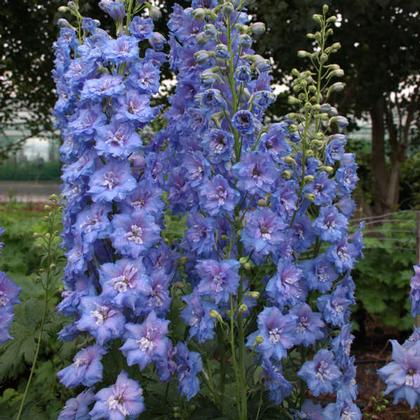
252 0 420 214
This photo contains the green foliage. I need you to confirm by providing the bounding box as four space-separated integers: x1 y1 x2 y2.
0 199 76 419
353 211 416 331
401 152 420 210
0 160 61 181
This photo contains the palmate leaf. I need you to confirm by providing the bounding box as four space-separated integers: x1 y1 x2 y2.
0 295 45 378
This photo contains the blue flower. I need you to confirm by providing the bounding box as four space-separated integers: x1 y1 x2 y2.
111 210 160 258
128 61 160 94
181 292 217 343
299 400 324 420
99 258 149 310
259 123 291 162
103 36 139 64
174 342 203 400
304 171 336 206
261 359 293 404
266 261 306 308
298 349 341 396
98 0 126 23
233 152 278 195
290 304 324 346
232 110 255 134
313 206 348 243
241 208 286 259
247 307 296 360
301 255 337 293
116 90 158 126
317 282 354 327
81 75 124 102
95 121 141 158
203 129 233 164
196 259 240 304
58 345 106 388
76 296 125 345
90 371 145 419
149 32 167 51
199 175 239 216
129 17 154 40
58 389 95 420
184 212 215 256
378 340 420 408
89 160 137 203
120 311 170 370
323 399 362 420
325 134 346 165
75 204 111 248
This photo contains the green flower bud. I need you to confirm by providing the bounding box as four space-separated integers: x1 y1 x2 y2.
297 50 311 58
323 4 329 14
255 336 264 345
288 96 301 105
320 165 334 174
312 14 323 24
58 6 69 12
304 175 315 183
305 193 316 202
239 304 248 313
210 310 224 324
247 291 260 299
282 170 292 180
192 8 206 19
284 156 297 165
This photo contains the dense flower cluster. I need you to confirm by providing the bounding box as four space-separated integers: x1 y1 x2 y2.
378 266 420 408
160 1 363 417
54 2 201 417
54 0 363 417
0 228 20 344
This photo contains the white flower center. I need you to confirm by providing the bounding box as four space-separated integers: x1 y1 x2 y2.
269 327 281 344
125 225 144 244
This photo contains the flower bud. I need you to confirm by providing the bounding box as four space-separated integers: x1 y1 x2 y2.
210 310 224 324
305 193 316 202
247 291 260 299
282 170 292 180
251 22 266 37
239 34 253 48
57 18 72 27
312 14 322 24
239 304 248 313
255 336 264 345
320 165 334 174
331 69 345 78
58 6 69 12
288 96 301 106
194 50 214 64
297 50 311 58
192 8 206 20
215 44 229 59
284 156 297 166
223 2 235 16
323 4 329 14
304 175 315 183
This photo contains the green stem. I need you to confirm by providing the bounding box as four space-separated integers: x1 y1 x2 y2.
16 291 48 420
229 297 242 419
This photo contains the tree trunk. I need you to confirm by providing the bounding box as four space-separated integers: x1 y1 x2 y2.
370 97 388 215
